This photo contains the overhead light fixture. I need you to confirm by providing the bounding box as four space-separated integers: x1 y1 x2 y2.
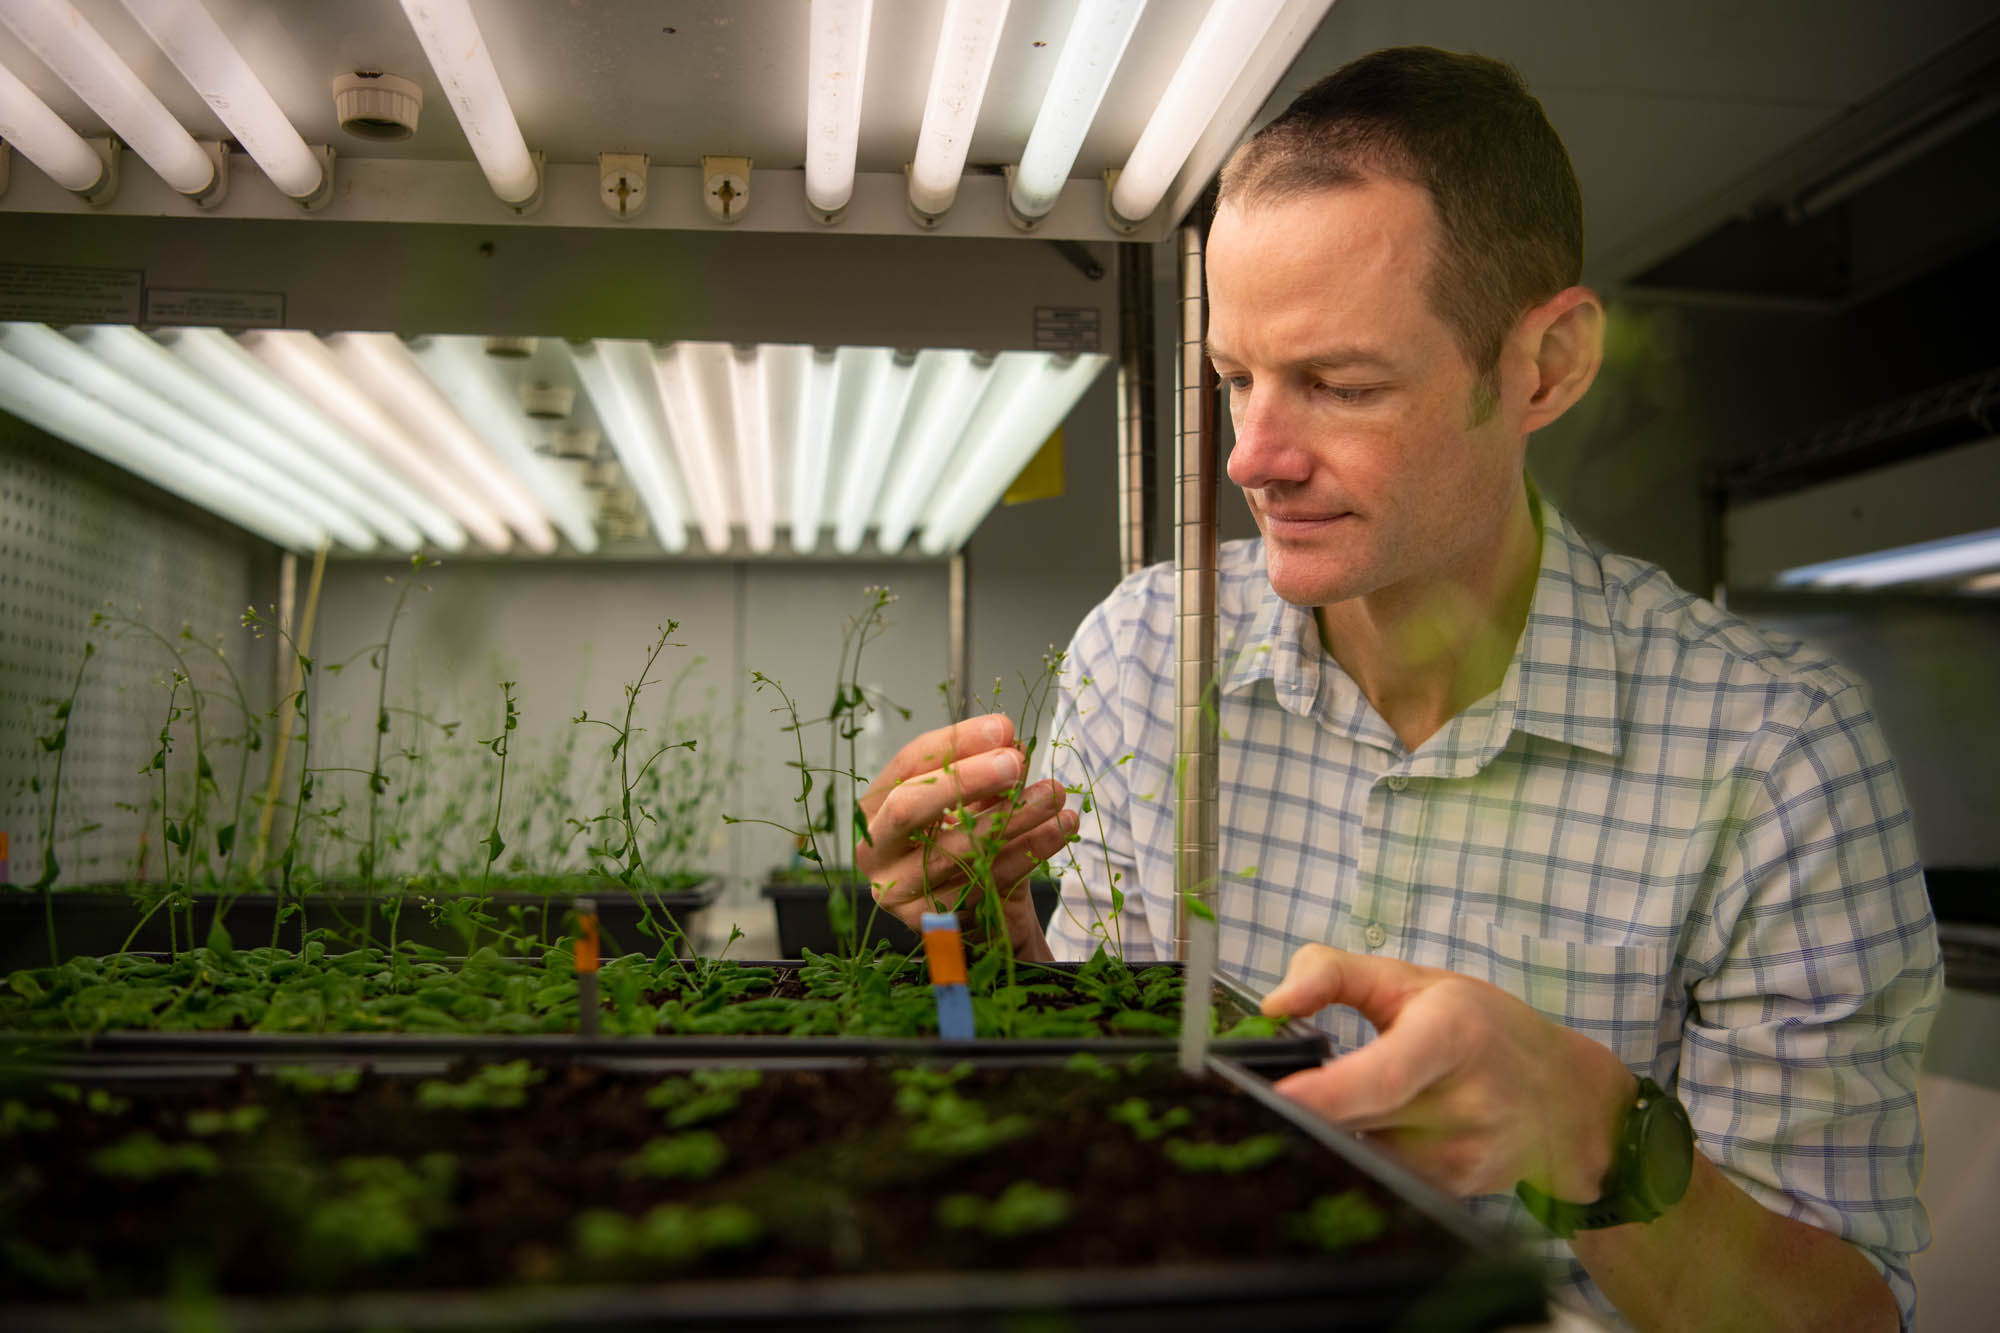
0 55 110 195
395 0 540 209
327 332 557 553
240 329 514 552
564 339 692 554
908 0 1011 222
157 326 464 551
1008 0 1146 225
920 352 1109 554
0 0 221 202
650 342 738 553
0 321 373 548
1775 527 2000 589
118 0 329 205
873 348 986 554
804 0 872 223
71 324 416 549
407 336 599 554
833 349 919 553
727 347 777 553
788 348 839 551
0 344 322 550
1109 0 1286 227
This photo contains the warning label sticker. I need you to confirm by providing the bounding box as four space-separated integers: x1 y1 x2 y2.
0 263 142 325
144 287 285 329
1034 306 1102 354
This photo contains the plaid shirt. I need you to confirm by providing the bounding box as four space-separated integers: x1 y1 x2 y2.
1043 496 1941 1329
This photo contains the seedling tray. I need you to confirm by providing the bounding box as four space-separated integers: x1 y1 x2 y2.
761 874 1061 957
0 1052 1545 1331
7 961 1329 1077
0 877 721 972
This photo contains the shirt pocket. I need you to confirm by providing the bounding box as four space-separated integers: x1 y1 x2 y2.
1449 915 1677 1071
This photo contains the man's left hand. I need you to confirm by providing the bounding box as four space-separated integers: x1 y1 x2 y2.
1261 943 1637 1202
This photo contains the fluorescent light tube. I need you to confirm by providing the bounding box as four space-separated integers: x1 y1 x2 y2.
0 0 216 197
1775 528 2000 589
788 348 839 552
0 55 105 192
650 342 736 553
805 0 872 219
1110 0 1285 225
118 0 324 201
564 339 691 553
407 335 599 554
0 343 321 549
873 349 990 554
157 326 464 551
72 324 417 549
0 321 374 549
328 332 556 553
240 329 513 552
397 0 538 205
1009 0 1145 222
833 349 919 553
920 352 1109 554
728 347 777 553
909 0 1010 219
758 344 811 549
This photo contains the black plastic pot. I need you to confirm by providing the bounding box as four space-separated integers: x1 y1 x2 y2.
0 1053 1547 1331
0 876 722 973
761 874 1061 957
10 961 1330 1078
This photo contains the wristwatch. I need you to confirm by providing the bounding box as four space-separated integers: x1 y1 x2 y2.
1515 1076 1693 1238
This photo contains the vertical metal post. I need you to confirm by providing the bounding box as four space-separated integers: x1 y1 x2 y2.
948 549 969 718
275 550 297 709
1116 242 1158 576
1173 222 1219 958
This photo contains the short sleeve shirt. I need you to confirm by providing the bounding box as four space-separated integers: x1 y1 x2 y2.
1042 497 1941 1329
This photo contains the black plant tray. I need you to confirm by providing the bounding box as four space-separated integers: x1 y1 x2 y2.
761 874 1061 957
9 961 1330 1077
0 876 722 972
0 1053 1546 1332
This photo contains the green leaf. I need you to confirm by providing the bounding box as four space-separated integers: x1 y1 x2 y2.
1186 897 1217 923
214 823 236 858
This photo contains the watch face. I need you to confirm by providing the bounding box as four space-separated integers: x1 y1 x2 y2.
1638 1095 1694 1211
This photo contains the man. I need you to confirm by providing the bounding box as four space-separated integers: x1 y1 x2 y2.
856 47 1939 1332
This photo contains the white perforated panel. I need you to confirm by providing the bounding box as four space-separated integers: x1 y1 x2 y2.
1 423 275 890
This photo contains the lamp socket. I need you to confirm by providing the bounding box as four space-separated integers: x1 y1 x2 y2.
702 154 751 222
598 152 648 219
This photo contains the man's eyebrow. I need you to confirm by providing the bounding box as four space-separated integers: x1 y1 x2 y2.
1203 339 1399 371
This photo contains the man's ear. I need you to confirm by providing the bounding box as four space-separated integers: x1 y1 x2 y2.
1512 286 1604 435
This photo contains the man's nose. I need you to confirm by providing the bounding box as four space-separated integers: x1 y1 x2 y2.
1224 391 1313 490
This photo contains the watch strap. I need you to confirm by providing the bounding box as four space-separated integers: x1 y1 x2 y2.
1515 1076 1687 1239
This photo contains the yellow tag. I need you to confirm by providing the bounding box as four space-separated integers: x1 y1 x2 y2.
1004 427 1065 505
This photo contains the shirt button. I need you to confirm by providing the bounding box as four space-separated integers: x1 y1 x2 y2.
1363 923 1388 950
1385 775 1408 792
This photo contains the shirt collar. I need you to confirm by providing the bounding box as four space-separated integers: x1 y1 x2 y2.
1214 495 1624 759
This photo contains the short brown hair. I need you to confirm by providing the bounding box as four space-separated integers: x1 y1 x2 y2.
1219 47 1582 411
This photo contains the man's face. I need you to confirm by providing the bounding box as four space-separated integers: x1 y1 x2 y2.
1207 180 1529 611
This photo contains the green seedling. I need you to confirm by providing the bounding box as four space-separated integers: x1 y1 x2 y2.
1286 1189 1389 1252
48 1084 131 1115
573 1202 762 1266
904 1090 1033 1159
272 1066 363 1095
623 1130 726 1180
644 1067 761 1128
303 1153 457 1266
1107 1096 1193 1142
88 1131 219 1180
1160 1133 1287 1174
0 1100 58 1136
936 1181 1073 1238
415 1059 545 1111
185 1106 267 1136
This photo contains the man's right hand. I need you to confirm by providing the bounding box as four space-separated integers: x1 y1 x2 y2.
854 713 1076 961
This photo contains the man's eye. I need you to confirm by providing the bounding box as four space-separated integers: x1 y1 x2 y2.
1319 383 1379 404
1221 373 1251 393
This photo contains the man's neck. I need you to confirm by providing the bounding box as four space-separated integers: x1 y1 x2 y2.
1314 494 1543 752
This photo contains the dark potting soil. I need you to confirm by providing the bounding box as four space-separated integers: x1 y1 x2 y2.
1 1060 1443 1303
